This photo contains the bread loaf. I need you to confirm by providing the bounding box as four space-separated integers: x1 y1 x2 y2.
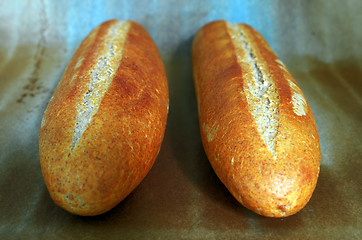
39 20 169 216
192 20 320 217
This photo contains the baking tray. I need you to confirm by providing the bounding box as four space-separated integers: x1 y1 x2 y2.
0 0 361 239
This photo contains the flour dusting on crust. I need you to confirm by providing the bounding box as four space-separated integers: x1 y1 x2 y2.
72 21 130 150
228 23 280 156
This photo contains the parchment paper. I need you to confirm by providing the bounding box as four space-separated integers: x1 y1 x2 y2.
0 0 361 239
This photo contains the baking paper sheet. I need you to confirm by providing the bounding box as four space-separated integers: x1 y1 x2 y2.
0 0 361 239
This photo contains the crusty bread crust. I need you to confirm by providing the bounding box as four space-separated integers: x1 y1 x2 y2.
192 20 320 217
39 20 169 216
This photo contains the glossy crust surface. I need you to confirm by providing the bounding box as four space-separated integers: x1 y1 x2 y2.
192 20 320 217
39 20 169 216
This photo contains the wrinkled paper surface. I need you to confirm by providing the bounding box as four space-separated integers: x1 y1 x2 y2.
0 0 361 239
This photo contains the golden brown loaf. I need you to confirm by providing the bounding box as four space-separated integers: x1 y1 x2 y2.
192 20 320 217
39 20 169 216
